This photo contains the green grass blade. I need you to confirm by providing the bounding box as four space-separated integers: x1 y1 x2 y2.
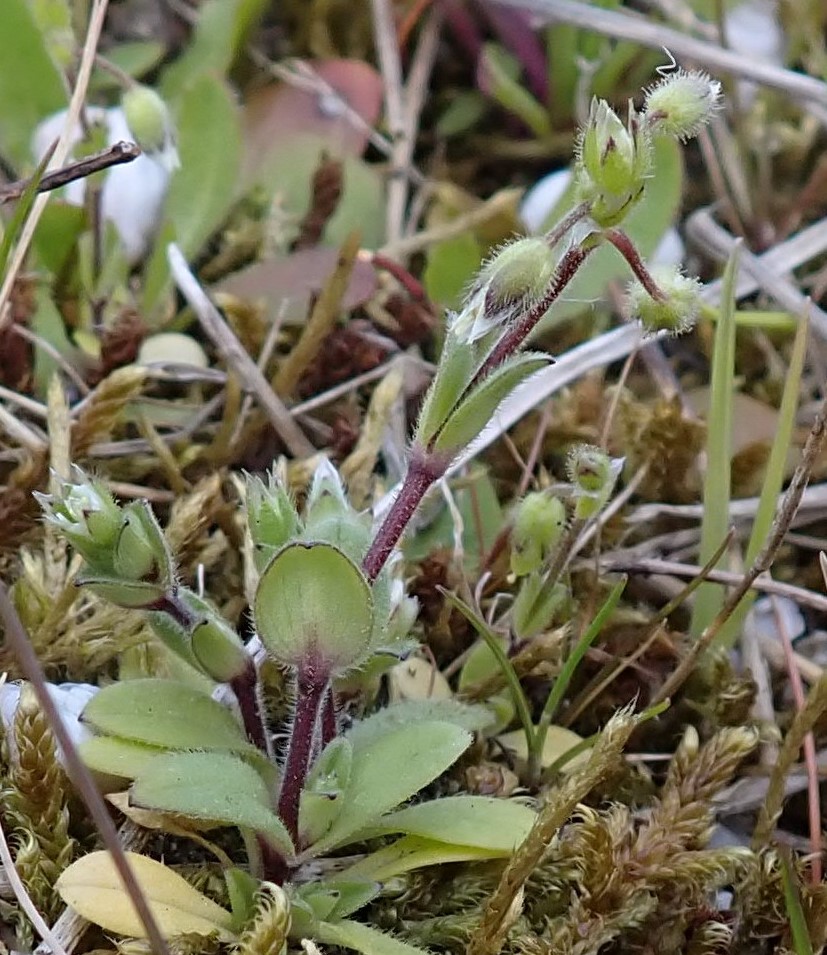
690 242 741 638
535 576 627 755
441 589 535 761
0 143 54 278
779 847 814 955
716 315 808 648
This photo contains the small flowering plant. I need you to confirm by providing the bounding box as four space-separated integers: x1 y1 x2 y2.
37 65 720 955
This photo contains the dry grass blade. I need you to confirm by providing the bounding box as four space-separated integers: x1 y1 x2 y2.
0 583 171 955
72 367 148 459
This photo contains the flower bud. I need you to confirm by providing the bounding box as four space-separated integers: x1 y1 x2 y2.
121 84 179 171
627 266 703 336
246 472 301 572
303 458 372 560
35 469 122 571
566 444 622 520
511 492 566 577
452 238 557 344
575 99 651 226
644 69 721 142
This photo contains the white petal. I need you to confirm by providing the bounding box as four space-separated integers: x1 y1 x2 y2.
520 169 573 234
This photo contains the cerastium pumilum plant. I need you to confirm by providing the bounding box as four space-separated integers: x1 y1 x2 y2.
33 68 721 955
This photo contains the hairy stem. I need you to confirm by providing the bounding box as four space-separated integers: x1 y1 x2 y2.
277 658 330 846
363 447 449 582
603 228 666 300
230 659 272 757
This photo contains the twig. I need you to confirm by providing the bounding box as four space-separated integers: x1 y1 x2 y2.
0 142 140 204
166 244 314 459
0 811 69 955
0 582 171 955
0 0 111 332
598 555 827 615
773 594 822 882
652 394 827 705
485 0 827 121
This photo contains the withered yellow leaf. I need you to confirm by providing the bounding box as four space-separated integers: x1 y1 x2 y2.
56 851 236 941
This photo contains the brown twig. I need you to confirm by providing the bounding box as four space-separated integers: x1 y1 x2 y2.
652 394 827 706
0 141 140 205
0 582 171 955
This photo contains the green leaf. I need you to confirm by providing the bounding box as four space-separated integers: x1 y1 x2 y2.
415 333 480 447
91 41 166 92
79 736 168 780
375 796 535 850
56 851 236 941
251 135 385 249
308 722 472 854
254 542 373 671
423 233 483 309
143 76 241 310
345 699 492 751
433 353 551 453
339 835 504 882
480 43 551 139
691 243 740 637
224 867 259 932
0 0 67 168
81 679 250 752
317 918 431 955
31 202 86 274
160 0 267 101
131 751 294 857
779 847 815 955
299 736 353 845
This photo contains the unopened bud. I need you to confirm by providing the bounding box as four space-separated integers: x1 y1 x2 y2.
627 266 703 336
511 492 566 577
112 503 172 584
246 473 301 572
644 68 721 142
121 84 179 170
567 444 622 520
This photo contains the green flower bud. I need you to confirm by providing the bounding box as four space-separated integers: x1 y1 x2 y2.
452 238 557 344
35 468 122 571
246 472 301 572
121 84 178 169
191 609 250 683
627 266 703 336
511 492 566 577
644 69 721 142
112 502 173 584
566 444 622 520
575 99 652 226
302 458 372 560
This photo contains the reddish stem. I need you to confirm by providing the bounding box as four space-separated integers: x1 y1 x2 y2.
229 659 271 757
603 228 666 301
362 447 450 583
277 657 330 847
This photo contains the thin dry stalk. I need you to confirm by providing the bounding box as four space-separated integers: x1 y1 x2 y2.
753 672 827 848
0 142 139 204
0 582 170 955
0 0 110 331
772 594 822 881
0 811 68 955
167 244 313 458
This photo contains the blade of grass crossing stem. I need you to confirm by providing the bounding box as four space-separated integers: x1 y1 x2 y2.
441 588 535 762
716 315 808 648
533 576 627 767
779 846 815 955
690 243 741 638
0 143 54 277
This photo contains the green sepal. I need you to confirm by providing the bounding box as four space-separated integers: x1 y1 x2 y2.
112 501 173 584
414 333 478 448
254 542 373 672
77 575 169 609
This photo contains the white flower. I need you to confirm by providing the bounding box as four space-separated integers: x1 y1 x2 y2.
32 106 177 263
